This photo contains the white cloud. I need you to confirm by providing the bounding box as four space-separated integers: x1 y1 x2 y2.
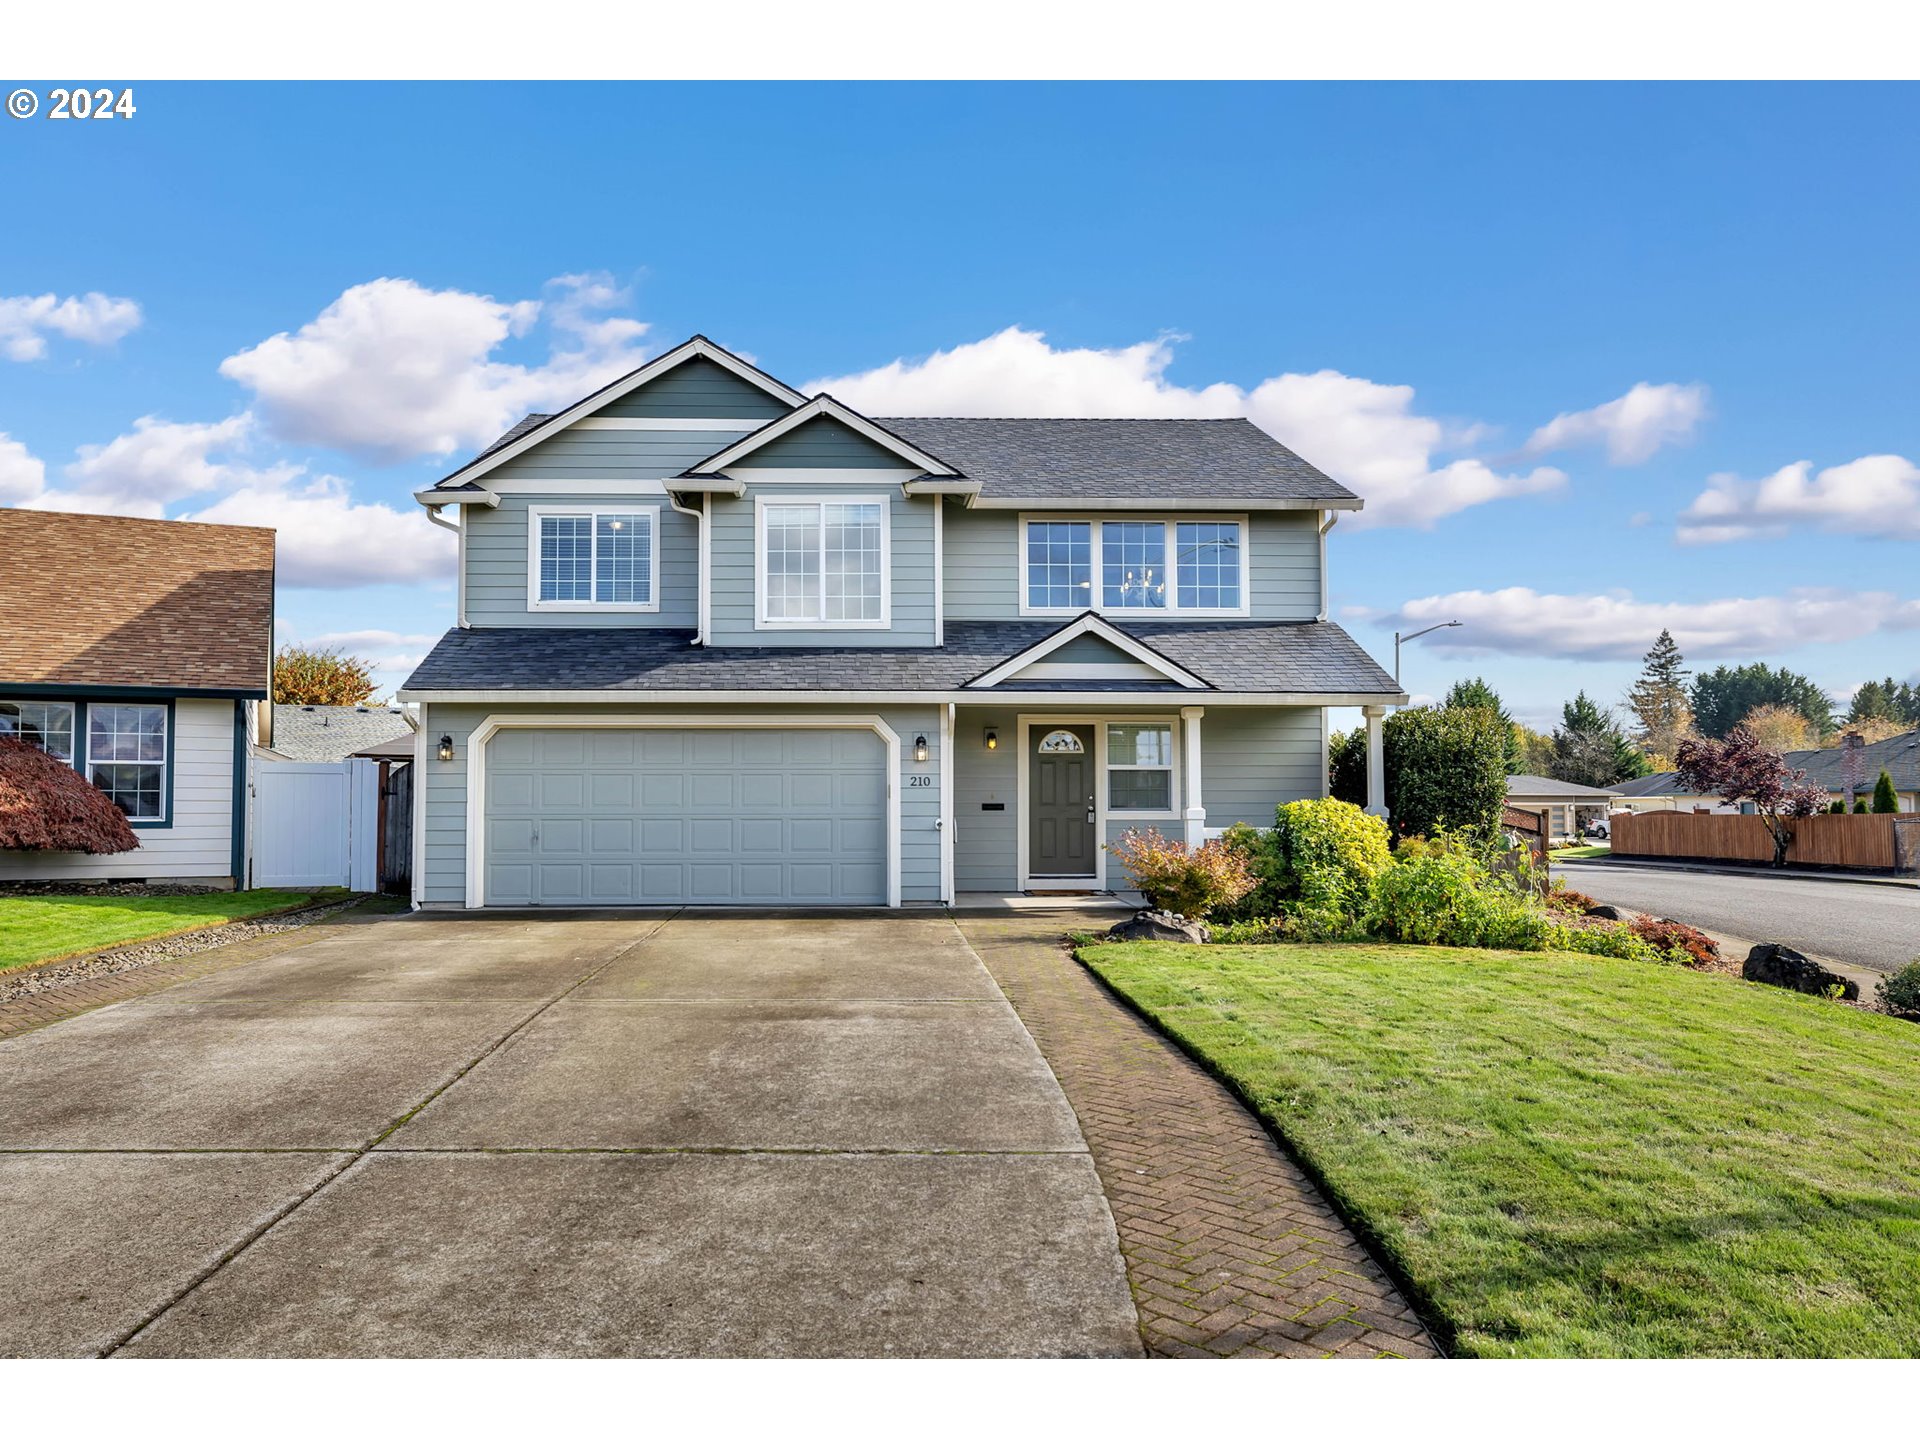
220 273 651 463
53 413 275 515
183 472 455 589
1677 453 1920 544
810 326 1564 529
0 291 142 361
0 433 47 503
1386 586 1920 662
1521 381 1708 465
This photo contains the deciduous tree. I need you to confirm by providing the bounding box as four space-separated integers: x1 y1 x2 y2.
0 738 139 854
1674 725 1828 866
1740 702 1818 754
273 646 377 707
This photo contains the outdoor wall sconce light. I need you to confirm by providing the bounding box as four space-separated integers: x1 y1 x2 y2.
913 734 930 763
984 728 999 751
437 734 455 762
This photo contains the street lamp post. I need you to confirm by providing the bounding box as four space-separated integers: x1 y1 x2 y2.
1394 621 1462 687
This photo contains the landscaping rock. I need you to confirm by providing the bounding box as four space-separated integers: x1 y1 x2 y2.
1106 909 1209 945
1587 904 1627 921
1742 943 1860 1001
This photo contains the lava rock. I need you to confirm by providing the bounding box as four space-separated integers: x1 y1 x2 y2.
1106 909 1210 944
1742 943 1860 1001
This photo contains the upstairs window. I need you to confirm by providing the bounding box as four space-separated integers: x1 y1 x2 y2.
529 507 658 610
0 700 76 763
1022 517 1246 616
758 497 889 626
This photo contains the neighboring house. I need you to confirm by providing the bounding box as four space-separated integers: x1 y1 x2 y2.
1504 774 1621 843
401 335 1404 909
1610 771 1733 815
1787 729 1919 812
261 703 414 763
0 509 273 887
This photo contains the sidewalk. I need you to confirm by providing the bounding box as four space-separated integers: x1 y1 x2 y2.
1559 855 1917 890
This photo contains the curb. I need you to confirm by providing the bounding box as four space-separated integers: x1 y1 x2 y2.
1556 857 1916 892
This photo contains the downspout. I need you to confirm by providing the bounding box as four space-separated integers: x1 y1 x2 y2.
424 503 467 629
668 490 707 646
1316 511 1337 622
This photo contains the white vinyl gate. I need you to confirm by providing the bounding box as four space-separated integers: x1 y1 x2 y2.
252 759 379 890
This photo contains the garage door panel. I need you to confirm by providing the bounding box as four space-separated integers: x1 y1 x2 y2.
486 726 889 907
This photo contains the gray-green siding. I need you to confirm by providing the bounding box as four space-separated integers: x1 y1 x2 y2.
478 428 747 484
942 506 1322 622
706 485 937 648
730 415 909 469
596 356 792 420
417 702 944 907
464 492 700 628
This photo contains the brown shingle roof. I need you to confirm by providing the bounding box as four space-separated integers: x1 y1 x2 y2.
0 509 274 694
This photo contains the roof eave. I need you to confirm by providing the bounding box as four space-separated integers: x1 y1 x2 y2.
967 495 1362 511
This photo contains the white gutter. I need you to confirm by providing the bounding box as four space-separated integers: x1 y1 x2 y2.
398 687 1411 707
967 495 1362 512
667 490 708 645
415 488 500 508
1317 510 1337 622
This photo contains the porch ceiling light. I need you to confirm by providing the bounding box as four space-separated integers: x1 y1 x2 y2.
437 734 455 762
984 728 998 751
913 734 930 763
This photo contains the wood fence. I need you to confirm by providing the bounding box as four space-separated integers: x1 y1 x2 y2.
1610 810 1903 870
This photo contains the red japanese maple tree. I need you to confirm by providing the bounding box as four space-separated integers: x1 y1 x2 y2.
0 737 139 854
1673 723 1828 867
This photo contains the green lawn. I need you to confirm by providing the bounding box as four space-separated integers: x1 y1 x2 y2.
1549 843 1612 859
1079 940 1920 1357
0 890 332 972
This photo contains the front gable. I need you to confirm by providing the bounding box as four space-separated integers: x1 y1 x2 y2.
729 414 918 470
967 613 1210 690
594 355 794 422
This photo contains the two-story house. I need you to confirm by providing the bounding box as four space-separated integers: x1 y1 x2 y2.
402 336 1403 909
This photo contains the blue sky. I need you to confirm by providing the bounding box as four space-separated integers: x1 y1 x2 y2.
3 81 1916 722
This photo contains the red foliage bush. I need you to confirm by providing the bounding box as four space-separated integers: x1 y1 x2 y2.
0 737 139 854
1107 827 1256 919
1629 915 1719 967
1547 886 1599 916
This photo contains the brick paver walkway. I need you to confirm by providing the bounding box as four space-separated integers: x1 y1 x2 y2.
0 903 387 1041
957 914 1440 1358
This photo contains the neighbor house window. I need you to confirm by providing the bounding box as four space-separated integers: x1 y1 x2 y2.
1024 517 1245 615
0 700 76 763
1107 722 1174 812
530 507 658 609
759 498 888 625
88 703 168 820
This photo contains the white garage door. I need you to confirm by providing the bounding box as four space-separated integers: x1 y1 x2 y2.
483 727 888 906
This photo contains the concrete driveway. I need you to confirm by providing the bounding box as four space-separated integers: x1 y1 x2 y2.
0 911 1139 1358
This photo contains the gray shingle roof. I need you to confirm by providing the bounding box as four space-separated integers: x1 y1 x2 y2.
1505 774 1623 800
873 417 1356 504
1612 771 1697 798
269 704 414 762
402 619 1397 697
1787 730 1920 793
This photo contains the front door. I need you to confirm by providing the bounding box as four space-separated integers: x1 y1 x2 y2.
1029 725 1096 880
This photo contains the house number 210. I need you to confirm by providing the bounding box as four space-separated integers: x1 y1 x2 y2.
906 775 933 787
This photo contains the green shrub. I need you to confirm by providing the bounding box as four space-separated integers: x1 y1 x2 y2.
1383 705 1509 842
1327 728 1367 807
1542 923 1667 963
1215 822 1288 919
1209 915 1295 945
1828 800 1846 814
1106 827 1255 919
1364 846 1551 949
1877 959 1920 1018
1854 798 1870 813
1872 770 1900 814
1273 798 1392 922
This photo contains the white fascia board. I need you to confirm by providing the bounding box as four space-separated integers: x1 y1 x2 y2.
969 495 1363 511
968 613 1210 690
903 479 983 496
429 336 806 492
415 488 501 507
665 476 747 496
398 687 1408 706
684 395 962 478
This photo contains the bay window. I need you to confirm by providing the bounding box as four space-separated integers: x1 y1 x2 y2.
758 497 889 626
1022 516 1246 616
529 506 658 610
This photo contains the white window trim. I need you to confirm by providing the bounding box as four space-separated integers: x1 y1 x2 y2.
1017 513 1253 619
0 698 78 764
752 493 893 631
1104 720 1181 821
85 700 170 824
525 503 662 613
1013 711 1187 892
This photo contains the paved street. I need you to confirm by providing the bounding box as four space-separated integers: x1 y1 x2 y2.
1560 862 1920 975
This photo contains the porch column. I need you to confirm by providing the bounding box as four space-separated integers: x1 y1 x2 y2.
1363 705 1387 818
1181 706 1206 847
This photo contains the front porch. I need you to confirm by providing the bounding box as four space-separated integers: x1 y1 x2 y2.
942 701 1355 896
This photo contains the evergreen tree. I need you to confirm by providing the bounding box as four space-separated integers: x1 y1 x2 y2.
1691 662 1835 739
1873 769 1900 814
1626 629 1693 765
1548 690 1649 786
1443 676 1524 773
1848 677 1920 728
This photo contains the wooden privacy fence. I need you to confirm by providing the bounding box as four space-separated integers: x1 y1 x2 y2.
1611 810 1906 871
